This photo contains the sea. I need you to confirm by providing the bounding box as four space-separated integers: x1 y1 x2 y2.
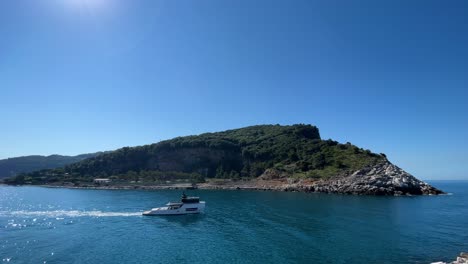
0 181 467 264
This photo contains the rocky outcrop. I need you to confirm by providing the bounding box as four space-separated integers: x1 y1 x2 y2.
195 160 444 195
258 168 290 180
229 160 444 195
294 160 443 195
432 252 468 264
307 161 443 195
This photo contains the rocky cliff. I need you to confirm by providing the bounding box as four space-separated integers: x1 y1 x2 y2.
257 160 443 195
303 160 443 195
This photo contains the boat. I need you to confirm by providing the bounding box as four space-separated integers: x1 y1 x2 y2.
142 193 205 216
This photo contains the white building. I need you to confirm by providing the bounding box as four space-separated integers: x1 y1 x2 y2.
93 178 111 184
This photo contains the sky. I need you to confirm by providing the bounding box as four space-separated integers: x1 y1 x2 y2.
0 0 467 180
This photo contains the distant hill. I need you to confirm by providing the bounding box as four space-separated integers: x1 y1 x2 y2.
5 124 384 184
0 153 105 179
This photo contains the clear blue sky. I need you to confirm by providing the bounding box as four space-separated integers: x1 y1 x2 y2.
1 0 467 180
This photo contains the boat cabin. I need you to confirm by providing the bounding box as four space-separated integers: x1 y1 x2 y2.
166 202 183 210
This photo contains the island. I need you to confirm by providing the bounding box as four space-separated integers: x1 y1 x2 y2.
2 124 443 195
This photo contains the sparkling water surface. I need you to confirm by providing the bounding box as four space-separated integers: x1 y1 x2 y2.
1 181 467 264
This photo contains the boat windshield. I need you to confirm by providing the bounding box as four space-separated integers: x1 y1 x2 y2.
181 197 199 203
181 192 200 203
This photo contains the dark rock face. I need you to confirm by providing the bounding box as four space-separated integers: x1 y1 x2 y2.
258 168 289 180
307 161 444 195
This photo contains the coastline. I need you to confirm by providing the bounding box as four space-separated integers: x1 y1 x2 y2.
29 180 307 192
6 178 441 196
2 160 445 195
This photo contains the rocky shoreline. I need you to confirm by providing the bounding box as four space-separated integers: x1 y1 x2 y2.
302 161 444 195
432 252 468 264
29 161 443 196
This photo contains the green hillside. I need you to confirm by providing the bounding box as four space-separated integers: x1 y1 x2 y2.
5 124 385 185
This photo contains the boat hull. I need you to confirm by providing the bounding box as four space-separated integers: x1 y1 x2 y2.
142 210 201 216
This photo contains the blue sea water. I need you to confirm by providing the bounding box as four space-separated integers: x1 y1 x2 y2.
0 181 467 264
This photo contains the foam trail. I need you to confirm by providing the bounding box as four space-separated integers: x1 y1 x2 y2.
0 210 142 217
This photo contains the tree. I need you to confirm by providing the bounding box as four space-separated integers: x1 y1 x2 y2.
215 165 225 178
127 170 138 182
313 154 326 169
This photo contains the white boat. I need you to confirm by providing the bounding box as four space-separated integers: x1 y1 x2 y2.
143 193 205 216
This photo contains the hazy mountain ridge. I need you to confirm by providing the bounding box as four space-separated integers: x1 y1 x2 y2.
0 153 106 179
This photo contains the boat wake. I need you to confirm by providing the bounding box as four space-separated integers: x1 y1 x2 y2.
0 210 142 218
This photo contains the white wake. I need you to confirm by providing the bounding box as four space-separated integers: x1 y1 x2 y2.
0 210 142 217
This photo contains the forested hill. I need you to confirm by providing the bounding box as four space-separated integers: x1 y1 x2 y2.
6 124 386 185
0 153 105 179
